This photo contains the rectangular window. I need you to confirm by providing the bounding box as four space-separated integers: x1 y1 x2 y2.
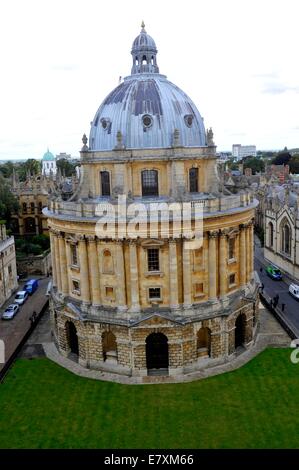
228 238 235 260
72 280 80 294
193 247 203 270
189 168 198 193
71 244 78 266
30 202 35 214
149 287 161 300
8 265 12 277
229 273 236 286
101 171 111 196
147 248 159 271
194 282 204 297
142 170 159 196
105 286 114 299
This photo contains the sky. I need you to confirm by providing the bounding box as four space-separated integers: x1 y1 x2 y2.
0 0 298 160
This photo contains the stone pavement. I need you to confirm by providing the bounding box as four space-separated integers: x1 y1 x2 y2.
36 303 291 385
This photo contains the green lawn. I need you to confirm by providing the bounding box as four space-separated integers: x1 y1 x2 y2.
0 348 298 448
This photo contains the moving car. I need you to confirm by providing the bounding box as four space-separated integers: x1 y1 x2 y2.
24 279 39 295
14 290 29 305
2 304 20 320
289 283 299 300
266 265 282 280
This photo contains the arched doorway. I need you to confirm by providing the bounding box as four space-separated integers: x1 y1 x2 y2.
24 217 36 233
102 331 117 362
146 332 169 372
197 327 211 358
235 314 246 349
66 321 79 355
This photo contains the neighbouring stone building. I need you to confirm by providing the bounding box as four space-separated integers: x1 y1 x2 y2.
0 223 18 307
45 24 259 379
264 183 299 281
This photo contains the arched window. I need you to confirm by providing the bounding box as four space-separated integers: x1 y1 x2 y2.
189 168 198 192
281 221 291 255
22 202 27 214
38 202 43 214
228 237 235 260
268 222 274 247
100 171 111 196
30 202 35 214
141 170 158 196
197 327 211 357
102 249 114 273
142 55 147 64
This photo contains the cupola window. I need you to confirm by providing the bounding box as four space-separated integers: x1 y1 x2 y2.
184 114 193 127
142 114 153 128
100 171 111 196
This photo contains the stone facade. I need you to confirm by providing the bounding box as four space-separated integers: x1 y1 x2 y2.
46 25 259 380
0 224 18 307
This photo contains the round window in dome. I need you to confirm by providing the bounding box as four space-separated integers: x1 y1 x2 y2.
100 118 111 130
184 114 193 128
142 114 153 128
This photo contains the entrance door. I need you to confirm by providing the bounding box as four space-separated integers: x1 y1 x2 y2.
235 314 245 349
146 333 169 370
67 322 79 355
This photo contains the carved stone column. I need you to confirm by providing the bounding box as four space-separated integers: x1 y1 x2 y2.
208 231 218 300
219 230 228 298
129 240 140 312
182 239 192 308
58 233 69 296
49 230 57 287
248 221 254 281
78 235 91 304
239 225 246 287
169 239 179 309
115 241 127 311
87 236 101 306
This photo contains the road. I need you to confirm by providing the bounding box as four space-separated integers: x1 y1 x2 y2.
254 254 299 338
0 277 50 371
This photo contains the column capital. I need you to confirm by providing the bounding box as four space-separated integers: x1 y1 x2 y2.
86 235 96 243
57 231 65 239
76 234 86 242
208 230 219 239
220 228 230 238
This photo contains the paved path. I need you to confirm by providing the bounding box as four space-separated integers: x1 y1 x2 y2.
40 305 290 385
0 277 50 371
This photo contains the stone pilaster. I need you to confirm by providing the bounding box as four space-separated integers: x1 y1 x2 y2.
208 230 218 300
129 240 140 312
183 239 192 308
49 230 57 287
219 230 228 298
78 235 91 304
87 236 101 306
239 225 246 287
58 233 69 296
53 232 62 292
169 239 179 309
115 241 127 311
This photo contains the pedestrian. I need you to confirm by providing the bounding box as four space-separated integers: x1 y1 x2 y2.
260 283 264 293
281 303 285 312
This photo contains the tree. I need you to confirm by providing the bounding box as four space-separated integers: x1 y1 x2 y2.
56 158 77 177
289 154 299 174
242 156 265 175
18 159 41 181
0 161 14 178
271 151 291 166
0 174 19 222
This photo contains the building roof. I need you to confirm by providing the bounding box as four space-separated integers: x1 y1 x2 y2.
89 24 206 151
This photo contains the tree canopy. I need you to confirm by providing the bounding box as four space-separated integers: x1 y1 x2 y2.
0 174 19 222
242 156 265 175
56 158 77 177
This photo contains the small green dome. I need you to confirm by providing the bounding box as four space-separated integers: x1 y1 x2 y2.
42 149 55 161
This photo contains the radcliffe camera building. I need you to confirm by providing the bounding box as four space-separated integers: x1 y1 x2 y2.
45 24 259 378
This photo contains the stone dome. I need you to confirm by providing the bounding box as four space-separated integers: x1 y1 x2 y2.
89 24 206 151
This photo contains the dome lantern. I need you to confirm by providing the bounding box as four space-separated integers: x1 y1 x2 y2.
131 22 159 75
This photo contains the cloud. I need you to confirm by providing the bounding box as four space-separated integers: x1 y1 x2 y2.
51 64 80 72
262 83 299 95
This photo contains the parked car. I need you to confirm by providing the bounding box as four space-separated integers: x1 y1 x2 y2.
289 283 299 300
2 303 20 320
24 279 39 295
266 265 282 280
14 290 29 305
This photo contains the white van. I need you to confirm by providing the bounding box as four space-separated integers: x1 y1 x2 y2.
289 283 299 300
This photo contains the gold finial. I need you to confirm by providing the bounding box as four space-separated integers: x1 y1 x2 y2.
141 20 145 30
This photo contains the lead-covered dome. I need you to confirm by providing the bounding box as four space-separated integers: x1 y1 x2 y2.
89 24 206 151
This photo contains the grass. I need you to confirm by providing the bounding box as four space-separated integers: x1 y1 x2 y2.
0 348 298 448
